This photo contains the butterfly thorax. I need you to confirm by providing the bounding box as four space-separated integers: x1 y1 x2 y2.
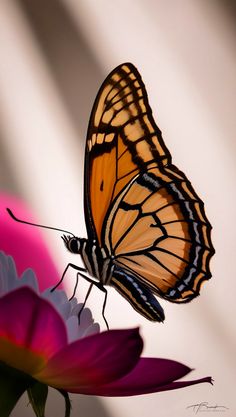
62 235 114 285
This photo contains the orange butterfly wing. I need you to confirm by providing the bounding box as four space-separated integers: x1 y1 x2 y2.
84 63 170 243
104 165 213 302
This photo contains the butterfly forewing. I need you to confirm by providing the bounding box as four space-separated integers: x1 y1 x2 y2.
84 63 171 243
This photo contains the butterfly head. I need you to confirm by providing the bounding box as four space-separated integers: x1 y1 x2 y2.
62 235 81 254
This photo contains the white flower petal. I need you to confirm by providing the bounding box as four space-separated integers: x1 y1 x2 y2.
66 315 80 343
42 288 77 320
19 269 39 292
83 323 100 337
0 252 19 293
0 252 100 341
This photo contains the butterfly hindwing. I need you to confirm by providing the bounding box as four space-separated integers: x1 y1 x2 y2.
104 164 213 302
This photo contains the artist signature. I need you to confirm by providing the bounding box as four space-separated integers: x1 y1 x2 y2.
186 402 229 413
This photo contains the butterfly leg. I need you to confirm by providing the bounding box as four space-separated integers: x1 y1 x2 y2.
78 271 109 329
51 262 87 292
69 271 80 300
101 287 109 330
53 264 110 329
78 281 93 324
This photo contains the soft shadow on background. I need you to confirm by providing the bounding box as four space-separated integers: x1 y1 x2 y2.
0 1 235 416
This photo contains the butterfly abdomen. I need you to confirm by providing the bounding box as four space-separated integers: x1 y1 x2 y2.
111 265 165 322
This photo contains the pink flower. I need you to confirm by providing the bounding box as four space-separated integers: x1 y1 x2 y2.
0 193 59 290
0 195 212 416
0 254 212 396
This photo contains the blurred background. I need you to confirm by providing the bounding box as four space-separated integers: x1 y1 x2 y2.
0 0 235 416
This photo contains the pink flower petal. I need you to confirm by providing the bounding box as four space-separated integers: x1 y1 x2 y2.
35 328 143 389
0 287 67 374
74 358 212 396
84 377 213 397
0 193 59 290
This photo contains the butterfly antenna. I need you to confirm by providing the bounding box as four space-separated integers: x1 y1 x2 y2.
6 208 75 237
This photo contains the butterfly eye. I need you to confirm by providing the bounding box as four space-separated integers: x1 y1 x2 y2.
69 237 80 253
62 236 80 254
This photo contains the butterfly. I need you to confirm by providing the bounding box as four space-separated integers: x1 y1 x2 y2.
61 63 214 323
